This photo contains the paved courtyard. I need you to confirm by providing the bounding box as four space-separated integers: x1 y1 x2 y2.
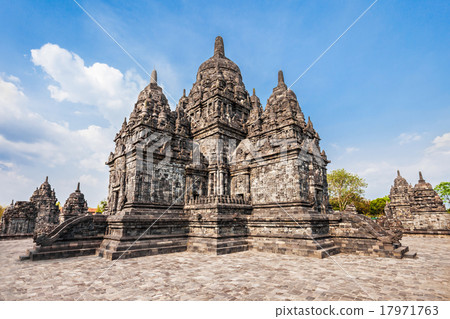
0 236 449 301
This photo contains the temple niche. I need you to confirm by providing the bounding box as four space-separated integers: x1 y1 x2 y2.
22 36 414 261
383 171 450 236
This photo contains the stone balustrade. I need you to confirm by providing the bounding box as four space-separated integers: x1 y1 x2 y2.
186 195 250 205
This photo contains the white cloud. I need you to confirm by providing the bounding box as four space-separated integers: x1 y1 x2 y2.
345 147 359 153
1 42 149 205
426 132 450 156
0 73 26 119
79 174 100 187
330 143 339 149
397 132 422 145
0 135 66 165
0 74 112 204
6 74 20 84
0 161 14 170
0 75 113 167
0 162 33 203
31 43 145 127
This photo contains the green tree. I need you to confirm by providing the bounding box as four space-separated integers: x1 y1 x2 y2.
369 196 390 218
434 182 450 205
96 199 107 213
329 198 339 211
353 195 370 215
0 205 5 219
327 169 368 211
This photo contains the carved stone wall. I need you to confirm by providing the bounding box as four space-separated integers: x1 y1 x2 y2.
1 201 37 235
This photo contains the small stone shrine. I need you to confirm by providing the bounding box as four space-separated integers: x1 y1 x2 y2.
383 171 450 236
31 176 60 226
22 36 415 261
1 177 59 239
60 183 89 223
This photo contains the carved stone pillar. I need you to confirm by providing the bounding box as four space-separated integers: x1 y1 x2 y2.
208 172 213 196
185 175 192 202
218 170 224 195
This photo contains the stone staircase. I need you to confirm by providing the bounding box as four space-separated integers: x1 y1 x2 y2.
19 214 107 261
20 240 102 261
250 236 340 259
96 237 188 260
309 238 341 258
34 214 91 245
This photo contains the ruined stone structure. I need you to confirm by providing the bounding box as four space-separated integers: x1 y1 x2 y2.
383 171 450 236
1 201 37 238
1 177 59 239
22 36 415 261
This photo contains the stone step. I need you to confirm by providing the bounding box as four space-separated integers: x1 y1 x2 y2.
314 246 341 259
393 246 409 259
216 240 248 249
97 244 187 260
25 247 97 261
19 254 30 261
251 238 335 251
36 241 101 253
251 243 340 259
307 239 335 250
216 245 249 255
403 251 417 259
99 238 187 252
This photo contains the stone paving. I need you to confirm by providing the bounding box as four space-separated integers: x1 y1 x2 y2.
0 236 449 301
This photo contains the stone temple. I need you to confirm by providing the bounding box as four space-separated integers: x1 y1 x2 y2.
0 178 90 240
381 171 450 236
21 36 416 261
1 177 59 239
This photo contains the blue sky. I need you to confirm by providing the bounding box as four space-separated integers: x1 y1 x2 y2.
1 0 449 207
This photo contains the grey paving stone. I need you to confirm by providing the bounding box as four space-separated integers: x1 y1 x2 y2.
0 236 448 301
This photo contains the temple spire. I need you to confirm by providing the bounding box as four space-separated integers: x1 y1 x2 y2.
214 36 225 58
76 182 80 192
150 69 157 84
397 170 401 177
45 176 48 183
276 70 287 90
183 88 186 97
278 70 284 85
252 88 256 96
419 171 424 182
